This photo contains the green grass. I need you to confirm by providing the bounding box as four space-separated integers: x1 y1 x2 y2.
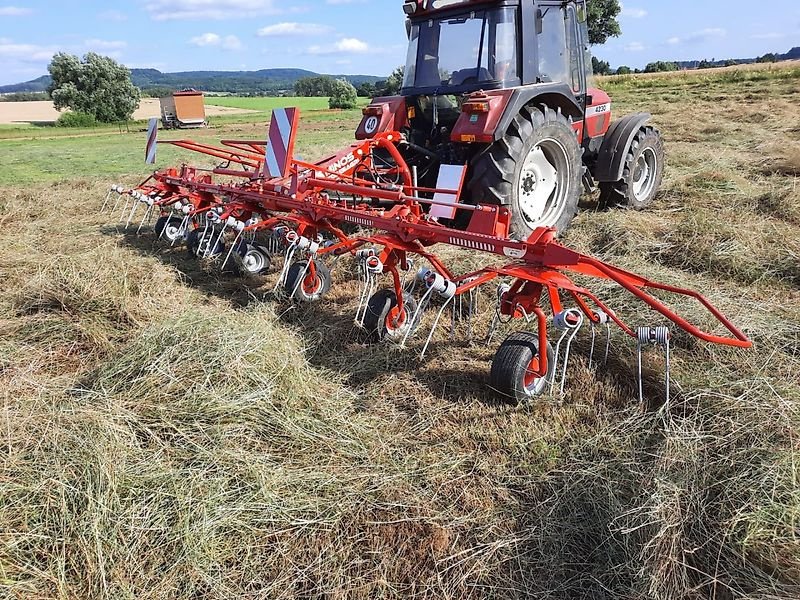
0 109 365 186
205 96 369 111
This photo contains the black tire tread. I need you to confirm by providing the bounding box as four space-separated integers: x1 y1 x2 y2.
599 125 664 209
489 331 553 405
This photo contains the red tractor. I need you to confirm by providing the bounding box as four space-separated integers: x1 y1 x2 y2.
356 0 665 238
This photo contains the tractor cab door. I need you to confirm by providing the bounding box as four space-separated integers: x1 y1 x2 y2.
534 2 588 103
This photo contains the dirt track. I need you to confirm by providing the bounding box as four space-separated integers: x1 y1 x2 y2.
0 98 254 124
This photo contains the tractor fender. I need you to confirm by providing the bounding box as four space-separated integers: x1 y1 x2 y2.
492 83 584 142
593 112 652 183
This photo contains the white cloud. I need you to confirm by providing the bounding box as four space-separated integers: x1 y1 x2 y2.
144 0 292 21
307 37 371 55
0 6 32 16
189 32 242 50
620 4 647 19
222 35 242 50
667 28 726 45
257 22 332 37
190 32 221 46
0 41 55 62
624 42 645 52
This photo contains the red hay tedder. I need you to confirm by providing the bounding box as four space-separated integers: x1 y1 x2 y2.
107 0 752 404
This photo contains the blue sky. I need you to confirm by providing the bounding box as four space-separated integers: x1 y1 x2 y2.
1 1 798 85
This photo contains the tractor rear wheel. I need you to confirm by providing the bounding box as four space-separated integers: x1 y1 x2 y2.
489 331 555 405
467 105 582 239
363 289 420 342
599 126 664 209
285 260 331 302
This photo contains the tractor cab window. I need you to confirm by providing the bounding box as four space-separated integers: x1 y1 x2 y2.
537 6 584 93
402 8 520 92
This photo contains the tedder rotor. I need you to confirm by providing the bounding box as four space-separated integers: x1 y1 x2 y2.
104 94 750 404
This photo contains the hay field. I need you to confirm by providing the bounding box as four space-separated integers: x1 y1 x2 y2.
0 98 255 125
1 66 799 598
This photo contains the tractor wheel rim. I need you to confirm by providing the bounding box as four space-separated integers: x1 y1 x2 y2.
632 148 658 201
243 249 266 273
518 138 569 229
523 356 547 395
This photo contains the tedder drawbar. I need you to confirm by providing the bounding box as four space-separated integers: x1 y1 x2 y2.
104 108 752 404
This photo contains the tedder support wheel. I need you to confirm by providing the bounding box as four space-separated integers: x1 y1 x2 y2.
186 228 224 258
154 215 184 243
489 331 556 405
599 126 665 209
363 289 420 342
467 105 582 239
285 260 332 302
240 243 272 276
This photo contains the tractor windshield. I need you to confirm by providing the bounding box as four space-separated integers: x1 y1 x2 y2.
402 8 519 93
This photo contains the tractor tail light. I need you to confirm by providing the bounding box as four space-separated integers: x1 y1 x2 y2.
463 101 490 114
362 106 383 116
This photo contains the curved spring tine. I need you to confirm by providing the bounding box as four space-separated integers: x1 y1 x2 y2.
221 229 244 271
136 205 153 234
420 295 455 359
289 256 313 300
101 189 114 212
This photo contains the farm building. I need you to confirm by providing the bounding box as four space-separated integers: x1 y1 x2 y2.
159 89 207 129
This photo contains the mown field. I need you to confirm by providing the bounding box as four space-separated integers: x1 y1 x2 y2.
1 66 799 599
205 96 370 112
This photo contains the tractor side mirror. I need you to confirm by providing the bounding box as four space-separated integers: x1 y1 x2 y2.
535 9 543 35
405 19 412 39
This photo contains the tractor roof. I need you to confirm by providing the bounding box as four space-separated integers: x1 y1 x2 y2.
402 0 500 18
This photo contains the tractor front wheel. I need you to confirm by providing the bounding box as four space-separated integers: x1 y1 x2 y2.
285 260 331 302
489 331 555 405
467 105 582 239
599 126 664 209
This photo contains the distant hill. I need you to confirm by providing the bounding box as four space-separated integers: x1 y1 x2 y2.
0 68 384 95
673 47 800 70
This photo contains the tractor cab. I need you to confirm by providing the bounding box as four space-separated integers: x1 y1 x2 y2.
400 0 593 106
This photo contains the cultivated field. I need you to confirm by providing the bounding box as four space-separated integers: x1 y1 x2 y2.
0 98 255 125
1 66 799 598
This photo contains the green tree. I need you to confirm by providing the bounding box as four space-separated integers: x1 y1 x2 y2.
47 52 140 123
381 66 405 96
587 0 622 45
328 79 358 110
644 61 679 73
756 53 778 63
591 57 612 75
294 76 337 97
616 65 632 75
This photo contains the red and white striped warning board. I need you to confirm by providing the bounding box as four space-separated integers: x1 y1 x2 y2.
145 118 158 164
264 108 299 179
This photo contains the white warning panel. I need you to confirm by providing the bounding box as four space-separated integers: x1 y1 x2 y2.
429 164 467 220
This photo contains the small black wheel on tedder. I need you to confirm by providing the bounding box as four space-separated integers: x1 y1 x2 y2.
239 244 272 276
187 228 224 258
363 289 420 342
154 215 185 243
490 331 556 405
285 260 332 302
